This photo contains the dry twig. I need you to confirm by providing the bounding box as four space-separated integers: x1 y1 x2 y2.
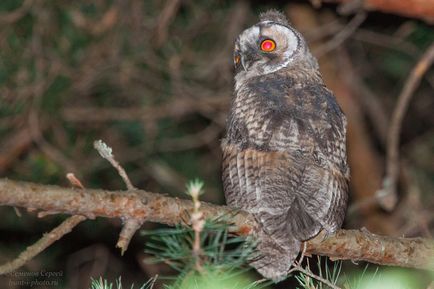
0 173 89 275
116 218 143 255
93 140 143 254
314 11 367 57
62 97 228 123
153 0 182 48
66 173 85 189
0 215 85 275
0 128 34 174
291 263 341 289
379 43 434 211
323 0 434 22
94 140 135 190
288 243 341 289
0 0 33 24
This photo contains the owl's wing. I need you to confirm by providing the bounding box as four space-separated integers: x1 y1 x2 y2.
222 142 324 243
277 84 349 235
222 82 348 242
285 157 349 237
222 143 305 279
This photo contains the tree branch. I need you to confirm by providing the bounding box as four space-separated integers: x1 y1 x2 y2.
0 178 433 273
0 215 86 274
323 0 434 23
379 43 434 211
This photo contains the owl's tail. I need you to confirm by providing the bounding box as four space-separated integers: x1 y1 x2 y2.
249 232 300 282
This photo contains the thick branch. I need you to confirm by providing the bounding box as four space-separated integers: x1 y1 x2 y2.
0 178 433 271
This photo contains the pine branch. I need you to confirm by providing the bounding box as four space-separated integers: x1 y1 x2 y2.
0 178 433 275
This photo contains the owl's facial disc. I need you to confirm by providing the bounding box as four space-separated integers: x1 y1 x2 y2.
234 22 300 76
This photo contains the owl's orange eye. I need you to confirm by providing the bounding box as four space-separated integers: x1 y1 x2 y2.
260 39 276 52
234 55 241 64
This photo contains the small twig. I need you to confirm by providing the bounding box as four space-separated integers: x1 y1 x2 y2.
0 127 34 174
146 274 159 289
250 279 268 287
94 140 144 254
93 140 136 190
289 250 341 289
156 123 221 152
153 0 182 48
61 97 228 123
288 242 308 275
352 29 421 56
314 11 366 57
298 242 307 266
293 263 341 289
348 193 383 215
187 180 205 271
66 173 85 189
309 0 322 8
323 0 434 22
28 108 77 174
0 0 33 24
13 207 22 217
341 59 389 144
0 215 85 274
0 173 89 274
116 218 144 255
337 0 364 15
379 43 434 211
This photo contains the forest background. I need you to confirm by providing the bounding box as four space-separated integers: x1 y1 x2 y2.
0 0 433 288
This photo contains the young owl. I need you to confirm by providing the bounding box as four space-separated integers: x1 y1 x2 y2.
221 10 349 282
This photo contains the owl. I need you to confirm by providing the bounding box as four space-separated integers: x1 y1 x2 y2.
221 10 349 282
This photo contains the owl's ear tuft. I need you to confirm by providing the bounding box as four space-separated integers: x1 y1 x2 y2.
259 9 289 26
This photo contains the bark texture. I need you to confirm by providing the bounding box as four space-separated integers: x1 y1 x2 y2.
0 178 433 271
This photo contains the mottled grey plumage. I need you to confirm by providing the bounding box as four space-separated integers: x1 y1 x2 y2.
221 10 349 282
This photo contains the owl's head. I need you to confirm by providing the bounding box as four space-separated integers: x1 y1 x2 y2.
234 10 317 80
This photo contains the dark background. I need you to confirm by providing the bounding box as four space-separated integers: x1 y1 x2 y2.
0 0 433 288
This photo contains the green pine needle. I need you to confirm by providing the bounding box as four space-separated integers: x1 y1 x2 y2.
142 220 256 273
89 276 157 289
185 179 204 198
295 256 342 289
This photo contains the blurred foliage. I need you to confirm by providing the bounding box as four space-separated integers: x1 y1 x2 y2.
355 269 426 289
0 0 433 288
